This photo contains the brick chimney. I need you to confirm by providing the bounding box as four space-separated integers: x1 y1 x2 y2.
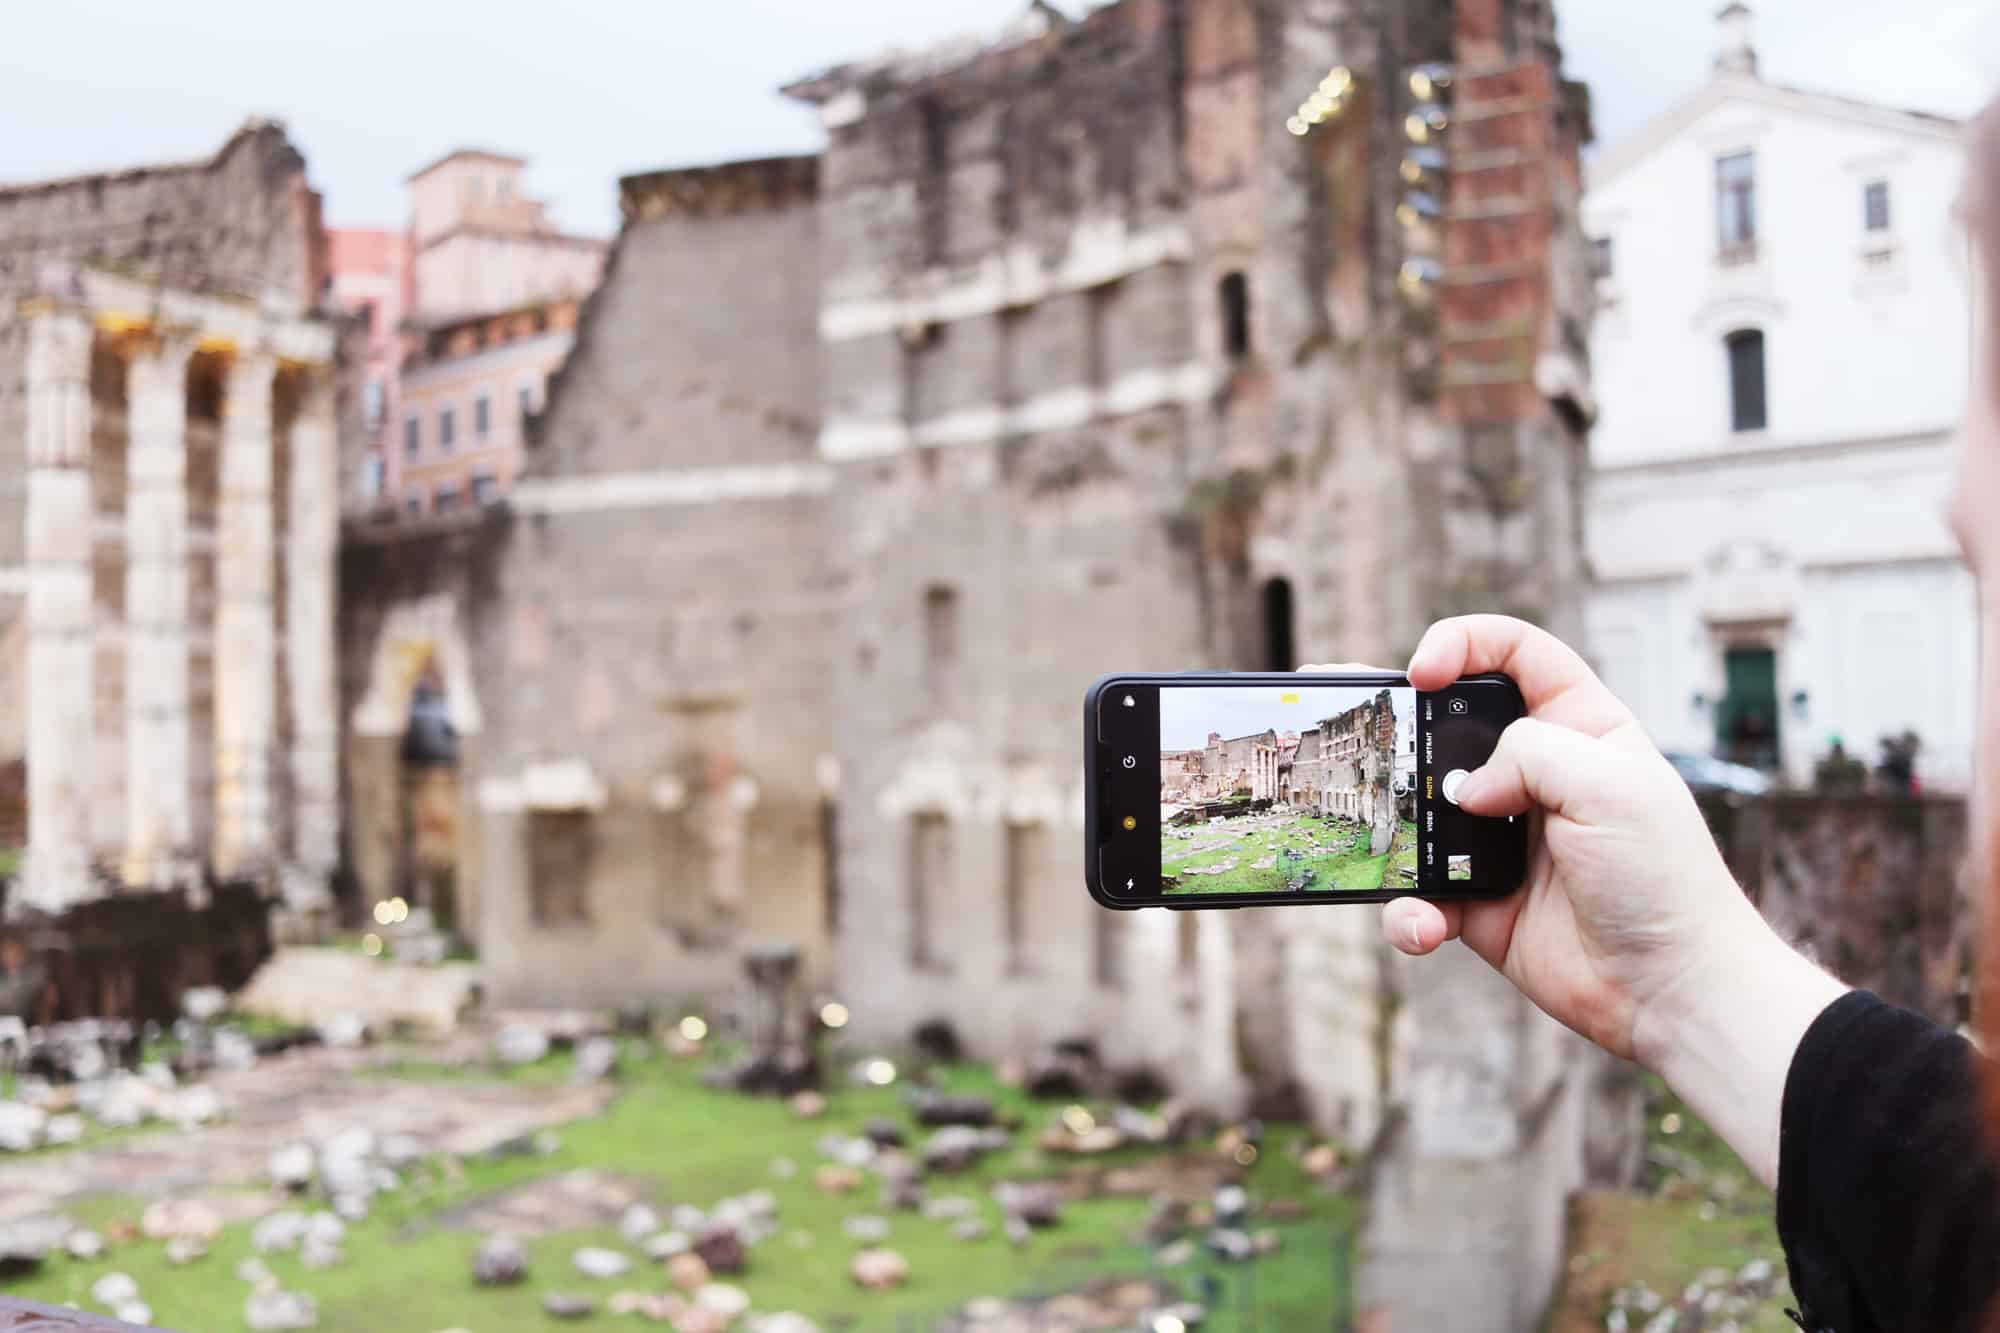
1716 2 1758 77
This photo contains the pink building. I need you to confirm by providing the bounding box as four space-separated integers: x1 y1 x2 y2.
326 226 414 501
327 149 606 513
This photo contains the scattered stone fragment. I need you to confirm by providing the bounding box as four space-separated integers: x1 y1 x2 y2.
0 1216 64 1278
912 1093 995 1127
182 986 229 1023
318 1013 370 1049
790 1090 827 1119
670 1308 729 1333
245 1287 319 1331
769 1156 798 1180
1207 1228 1254 1262
44 1113 84 1146
300 1235 344 1270
269 1143 315 1192
495 1024 550 1066
695 1283 751 1319
666 1251 712 1293
252 1211 308 1255
171 1085 224 1129
1213 1184 1249 1226
609 1290 650 1315
1004 1216 1031 1247
91 1272 140 1308
749 1315 823 1333
995 1181 1063 1228
850 1247 910 1290
1156 1239 1197 1266
922 1125 1010 1172
617 1203 661 1244
862 1117 906 1148
1141 1196 1190 1245
815 1164 863 1194
0 1101 47 1152
646 1230 691 1260
471 1234 528 1287
671 1203 707 1232
165 1235 208 1266
1252 1228 1281 1255
921 1195 976 1222
842 1214 891 1243
541 1291 595 1320
331 1192 371 1223
693 1225 746 1275
572 1245 630 1279
1739 1258 1773 1287
952 1219 990 1242
236 1257 273 1285
65 1228 104 1260
114 1300 154 1326
575 1036 619 1081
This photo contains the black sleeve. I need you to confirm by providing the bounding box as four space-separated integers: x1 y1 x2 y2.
1778 989 2000 1332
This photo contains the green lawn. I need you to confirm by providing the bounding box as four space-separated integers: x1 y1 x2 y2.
3 1042 1355 1330
1164 810 1417 897
1545 1074 1794 1333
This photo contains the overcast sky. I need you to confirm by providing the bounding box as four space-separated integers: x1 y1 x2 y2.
3 1 1997 237
1159 686 1410 752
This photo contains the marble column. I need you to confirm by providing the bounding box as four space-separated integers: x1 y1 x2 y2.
282 373 339 909
122 333 196 887
23 308 97 911
213 350 277 879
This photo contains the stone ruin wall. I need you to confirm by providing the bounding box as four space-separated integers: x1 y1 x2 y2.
339 159 843 1012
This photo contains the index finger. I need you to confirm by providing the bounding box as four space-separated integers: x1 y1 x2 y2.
1406 614 1635 738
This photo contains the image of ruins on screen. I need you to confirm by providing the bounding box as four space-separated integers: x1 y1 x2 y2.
1159 686 1418 895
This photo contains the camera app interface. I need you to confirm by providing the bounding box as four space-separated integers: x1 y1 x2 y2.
1159 685 1418 896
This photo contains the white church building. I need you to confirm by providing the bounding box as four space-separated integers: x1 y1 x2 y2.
1582 3 1978 789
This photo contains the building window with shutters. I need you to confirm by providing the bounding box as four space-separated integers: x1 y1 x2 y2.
908 812 953 971
1863 180 1891 233
1003 822 1038 976
527 810 592 926
475 393 492 440
1715 151 1757 263
438 405 456 452
1725 329 1767 433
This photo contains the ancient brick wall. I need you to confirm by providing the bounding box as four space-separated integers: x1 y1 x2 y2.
1704 792 1971 1024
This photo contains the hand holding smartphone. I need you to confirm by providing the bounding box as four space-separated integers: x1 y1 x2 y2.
1084 671 1528 908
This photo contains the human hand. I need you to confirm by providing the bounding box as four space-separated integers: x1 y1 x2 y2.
1374 616 1773 1065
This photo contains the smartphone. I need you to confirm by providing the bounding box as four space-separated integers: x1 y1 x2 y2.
1084 671 1529 908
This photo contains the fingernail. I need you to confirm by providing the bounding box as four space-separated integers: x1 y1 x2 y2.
1402 918 1424 952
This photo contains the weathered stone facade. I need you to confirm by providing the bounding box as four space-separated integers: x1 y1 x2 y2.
0 123 343 921
338 3 1594 1327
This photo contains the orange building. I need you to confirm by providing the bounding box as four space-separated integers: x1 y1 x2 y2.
396 297 580 514
330 149 606 514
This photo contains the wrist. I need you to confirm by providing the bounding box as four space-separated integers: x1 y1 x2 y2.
1632 893 1847 1186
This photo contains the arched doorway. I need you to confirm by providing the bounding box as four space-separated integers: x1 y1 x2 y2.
1261 577 1295 673
399 656 461 930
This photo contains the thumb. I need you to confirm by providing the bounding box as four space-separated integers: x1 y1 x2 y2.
1456 716 1632 822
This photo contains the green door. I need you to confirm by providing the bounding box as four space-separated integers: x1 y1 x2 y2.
1718 647 1779 770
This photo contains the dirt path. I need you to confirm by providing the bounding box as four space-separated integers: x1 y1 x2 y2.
0 1041 612 1224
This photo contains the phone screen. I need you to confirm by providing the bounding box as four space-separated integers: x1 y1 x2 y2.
1089 673 1526 905
1159 683 1418 897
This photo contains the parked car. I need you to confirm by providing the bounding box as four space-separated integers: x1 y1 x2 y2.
1663 750 1773 797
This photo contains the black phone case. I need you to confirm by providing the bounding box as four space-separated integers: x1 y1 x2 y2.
1083 670 1527 910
